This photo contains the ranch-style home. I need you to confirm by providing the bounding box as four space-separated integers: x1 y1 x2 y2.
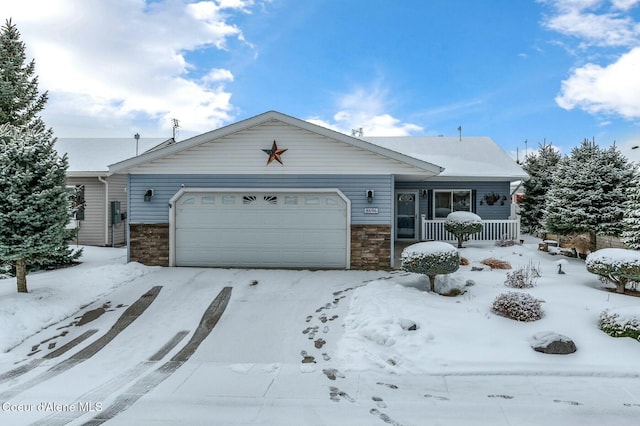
107 110 528 270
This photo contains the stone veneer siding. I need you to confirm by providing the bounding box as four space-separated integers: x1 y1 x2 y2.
129 223 392 270
129 223 169 266
350 224 392 270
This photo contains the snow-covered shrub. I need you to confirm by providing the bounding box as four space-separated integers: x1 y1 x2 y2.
504 261 540 289
444 212 483 248
586 248 640 294
401 242 460 292
480 258 512 270
491 292 543 322
599 309 640 341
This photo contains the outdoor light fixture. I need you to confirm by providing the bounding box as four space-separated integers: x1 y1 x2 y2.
366 189 375 203
144 189 154 202
422 189 428 198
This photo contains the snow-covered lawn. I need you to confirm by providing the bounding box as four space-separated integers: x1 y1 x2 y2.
1 239 640 425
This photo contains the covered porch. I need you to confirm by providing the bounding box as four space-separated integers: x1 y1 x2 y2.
393 218 521 269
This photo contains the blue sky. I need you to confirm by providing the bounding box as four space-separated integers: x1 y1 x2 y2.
4 0 640 159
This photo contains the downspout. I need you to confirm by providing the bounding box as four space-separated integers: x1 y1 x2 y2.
98 176 109 246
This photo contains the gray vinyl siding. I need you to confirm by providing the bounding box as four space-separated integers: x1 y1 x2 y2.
66 175 129 246
395 181 512 220
128 174 393 225
66 177 105 246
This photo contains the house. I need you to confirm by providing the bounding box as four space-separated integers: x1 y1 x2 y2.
56 137 165 246
108 111 528 270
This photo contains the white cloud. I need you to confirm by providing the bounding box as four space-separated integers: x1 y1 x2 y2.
3 0 259 137
539 1 640 119
307 85 423 137
556 47 640 118
539 0 640 47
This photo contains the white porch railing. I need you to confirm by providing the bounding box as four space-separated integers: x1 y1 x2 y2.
421 218 521 242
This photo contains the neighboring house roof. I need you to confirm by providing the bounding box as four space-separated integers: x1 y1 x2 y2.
363 136 529 181
55 138 168 177
108 111 445 178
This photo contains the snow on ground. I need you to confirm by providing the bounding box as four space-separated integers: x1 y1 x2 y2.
1 239 640 425
0 246 159 354
336 239 640 376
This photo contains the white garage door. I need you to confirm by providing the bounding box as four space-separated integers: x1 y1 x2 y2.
174 190 349 268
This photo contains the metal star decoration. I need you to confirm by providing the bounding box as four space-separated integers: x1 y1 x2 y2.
262 140 287 165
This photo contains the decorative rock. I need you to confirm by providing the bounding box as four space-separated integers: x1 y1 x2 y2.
465 279 476 287
471 266 484 272
530 331 577 355
399 319 418 331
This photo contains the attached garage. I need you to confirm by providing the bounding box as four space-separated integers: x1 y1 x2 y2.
169 188 350 268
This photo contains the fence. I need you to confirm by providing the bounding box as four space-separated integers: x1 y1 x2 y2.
421 218 521 242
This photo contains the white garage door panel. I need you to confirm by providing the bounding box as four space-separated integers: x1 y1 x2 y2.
174 191 348 268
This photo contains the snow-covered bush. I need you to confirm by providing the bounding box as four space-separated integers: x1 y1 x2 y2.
504 262 540 289
491 292 543 322
599 309 640 341
444 212 483 248
401 242 460 292
586 248 640 294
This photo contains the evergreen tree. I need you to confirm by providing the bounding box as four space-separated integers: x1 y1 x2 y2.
544 139 636 246
520 143 561 234
0 20 79 291
621 178 640 249
0 19 48 130
0 125 75 292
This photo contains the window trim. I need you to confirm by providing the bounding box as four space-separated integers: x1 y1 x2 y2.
433 189 472 219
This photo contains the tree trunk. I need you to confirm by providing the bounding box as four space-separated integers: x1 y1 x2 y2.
616 277 627 294
457 237 464 248
428 275 436 292
16 258 28 293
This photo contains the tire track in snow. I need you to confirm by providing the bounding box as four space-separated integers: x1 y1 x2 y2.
0 286 162 400
79 286 232 425
30 330 189 426
0 329 98 385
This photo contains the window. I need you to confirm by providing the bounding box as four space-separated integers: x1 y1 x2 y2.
434 190 472 219
67 185 85 221
263 195 278 205
284 195 298 205
243 195 257 205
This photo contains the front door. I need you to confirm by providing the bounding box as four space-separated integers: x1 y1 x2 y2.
396 192 418 240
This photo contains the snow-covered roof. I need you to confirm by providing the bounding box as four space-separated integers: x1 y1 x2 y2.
363 136 529 181
55 138 167 176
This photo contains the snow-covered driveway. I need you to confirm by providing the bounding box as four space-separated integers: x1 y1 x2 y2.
1 245 640 425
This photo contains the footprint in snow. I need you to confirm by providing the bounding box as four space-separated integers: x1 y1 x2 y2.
321 352 331 361
376 382 399 389
372 396 387 408
553 399 582 406
299 350 316 364
323 368 345 380
369 408 402 425
623 403 640 407
488 394 514 400
329 386 355 403
424 393 449 401
314 338 326 349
